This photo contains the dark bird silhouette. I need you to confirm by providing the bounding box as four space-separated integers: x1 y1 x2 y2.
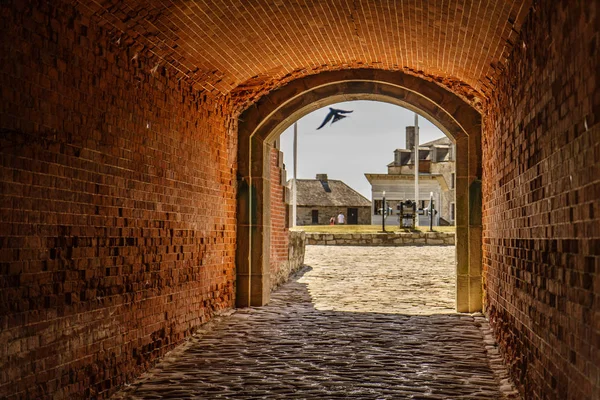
316 107 353 130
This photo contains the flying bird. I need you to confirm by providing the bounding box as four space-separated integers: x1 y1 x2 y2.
316 107 353 130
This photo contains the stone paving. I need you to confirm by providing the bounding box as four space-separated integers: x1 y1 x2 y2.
113 246 519 399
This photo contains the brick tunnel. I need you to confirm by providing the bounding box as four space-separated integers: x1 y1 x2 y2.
0 1 598 399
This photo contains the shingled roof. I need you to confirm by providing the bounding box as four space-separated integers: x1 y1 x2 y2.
419 136 453 147
289 176 371 207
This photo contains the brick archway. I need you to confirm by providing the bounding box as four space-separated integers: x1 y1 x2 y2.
237 69 482 312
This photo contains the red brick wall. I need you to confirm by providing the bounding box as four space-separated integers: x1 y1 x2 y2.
483 1 599 399
269 146 289 288
0 1 236 398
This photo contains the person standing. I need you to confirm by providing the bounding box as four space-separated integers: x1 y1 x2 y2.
337 212 345 225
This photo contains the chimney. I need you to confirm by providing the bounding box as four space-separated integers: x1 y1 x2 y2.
405 126 416 150
316 173 328 181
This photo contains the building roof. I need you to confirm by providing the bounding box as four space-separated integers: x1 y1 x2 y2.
387 135 454 167
364 173 443 182
393 136 453 152
289 178 371 207
420 136 453 147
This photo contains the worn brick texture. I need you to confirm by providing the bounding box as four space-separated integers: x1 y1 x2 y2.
52 0 533 111
482 1 599 399
2 0 599 399
0 1 236 399
269 146 290 290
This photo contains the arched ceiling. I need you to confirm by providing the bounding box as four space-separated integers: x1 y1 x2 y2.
74 0 532 108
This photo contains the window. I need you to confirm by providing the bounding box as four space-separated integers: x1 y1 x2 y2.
450 203 455 221
374 200 382 215
285 206 290 228
388 201 397 214
450 173 455 189
311 210 319 224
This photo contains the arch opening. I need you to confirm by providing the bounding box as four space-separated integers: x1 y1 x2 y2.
236 69 482 312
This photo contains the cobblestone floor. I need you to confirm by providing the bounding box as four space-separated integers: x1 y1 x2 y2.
113 246 518 399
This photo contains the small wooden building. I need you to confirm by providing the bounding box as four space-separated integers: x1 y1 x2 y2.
289 174 371 225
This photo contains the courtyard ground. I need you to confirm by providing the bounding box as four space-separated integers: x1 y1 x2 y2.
300 245 455 314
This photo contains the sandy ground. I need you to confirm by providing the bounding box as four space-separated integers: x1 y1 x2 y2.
299 245 456 314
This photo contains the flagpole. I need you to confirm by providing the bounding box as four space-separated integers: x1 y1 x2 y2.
414 113 419 226
292 122 298 227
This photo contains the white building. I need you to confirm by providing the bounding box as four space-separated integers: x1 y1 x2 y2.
365 127 456 226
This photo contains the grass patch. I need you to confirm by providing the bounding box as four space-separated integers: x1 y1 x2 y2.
291 225 456 234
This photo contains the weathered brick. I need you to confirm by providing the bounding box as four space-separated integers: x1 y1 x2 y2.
0 1 236 399
1 0 598 399
483 1 599 399
270 145 290 290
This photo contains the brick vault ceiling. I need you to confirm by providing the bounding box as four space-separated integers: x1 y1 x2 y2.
74 0 532 106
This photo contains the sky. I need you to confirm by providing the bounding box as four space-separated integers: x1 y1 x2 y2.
279 100 447 200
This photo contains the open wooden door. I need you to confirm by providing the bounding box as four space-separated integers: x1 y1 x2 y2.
347 208 358 224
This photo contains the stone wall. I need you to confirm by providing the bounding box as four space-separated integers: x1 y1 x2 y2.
270 231 306 291
305 232 455 246
482 1 599 399
431 161 455 222
0 1 236 398
296 206 371 226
